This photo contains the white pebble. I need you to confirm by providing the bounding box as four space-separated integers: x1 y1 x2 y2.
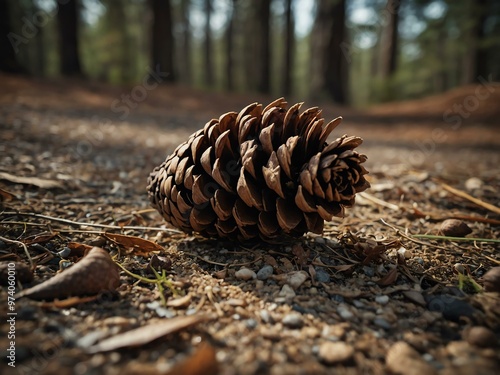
375 295 390 305
235 268 257 280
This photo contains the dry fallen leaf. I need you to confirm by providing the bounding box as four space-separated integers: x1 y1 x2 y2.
39 295 99 309
17 247 120 300
377 267 399 286
0 171 64 189
86 314 210 353
104 232 164 255
166 343 218 375
0 186 18 201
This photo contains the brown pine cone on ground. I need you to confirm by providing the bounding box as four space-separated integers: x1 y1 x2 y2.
147 98 369 242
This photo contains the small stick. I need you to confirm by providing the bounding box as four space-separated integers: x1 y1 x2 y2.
358 192 400 211
412 234 500 244
1 211 182 234
0 235 34 269
440 182 500 215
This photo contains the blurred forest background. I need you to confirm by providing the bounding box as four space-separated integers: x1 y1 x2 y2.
1 0 499 107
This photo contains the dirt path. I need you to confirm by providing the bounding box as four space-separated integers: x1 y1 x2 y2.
0 74 499 375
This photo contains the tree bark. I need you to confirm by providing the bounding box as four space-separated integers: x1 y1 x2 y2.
379 0 400 78
283 0 294 96
225 0 237 91
151 0 175 82
204 0 214 87
311 0 348 104
256 0 271 94
180 0 192 84
57 0 82 76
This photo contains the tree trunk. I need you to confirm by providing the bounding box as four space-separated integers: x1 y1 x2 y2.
311 0 347 104
0 0 28 74
180 0 192 84
57 0 82 76
225 0 237 91
379 0 400 78
256 0 271 94
151 0 175 82
283 0 294 96
204 0 214 87
473 0 488 80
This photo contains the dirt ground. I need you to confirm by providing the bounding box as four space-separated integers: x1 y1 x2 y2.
0 74 499 375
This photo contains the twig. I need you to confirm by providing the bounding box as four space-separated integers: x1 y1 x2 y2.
378 219 449 252
358 192 400 211
412 234 500 244
1 211 182 234
0 235 34 269
440 182 500 215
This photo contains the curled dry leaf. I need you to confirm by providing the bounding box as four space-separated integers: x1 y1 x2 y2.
86 314 210 353
104 232 164 255
17 247 120 300
0 171 64 189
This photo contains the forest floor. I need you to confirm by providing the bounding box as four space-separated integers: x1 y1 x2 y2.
0 73 499 375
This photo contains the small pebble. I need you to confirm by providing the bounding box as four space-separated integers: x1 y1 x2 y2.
282 313 304 328
362 266 375 277
259 310 273 324
314 267 331 283
463 326 498 348
440 219 472 237
375 295 390 305
481 267 500 293
318 341 354 364
57 247 72 258
464 177 483 191
235 268 257 281
279 284 296 299
331 294 344 303
337 304 354 320
256 265 274 280
373 317 392 330
245 319 258 329
286 271 308 289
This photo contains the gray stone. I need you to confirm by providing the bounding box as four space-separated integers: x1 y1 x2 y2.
257 265 274 280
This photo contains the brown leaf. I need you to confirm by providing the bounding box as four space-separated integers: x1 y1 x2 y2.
23 233 58 246
0 171 63 189
104 232 164 255
0 186 18 201
67 242 94 257
17 247 120 300
376 267 399 286
166 343 218 375
39 295 98 309
292 244 309 267
87 314 210 354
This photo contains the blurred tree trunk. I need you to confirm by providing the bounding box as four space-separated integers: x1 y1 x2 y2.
225 0 237 91
310 0 348 104
283 0 294 96
106 1 133 82
151 0 175 82
379 0 400 78
57 0 82 76
256 0 271 94
204 0 214 87
180 0 192 84
473 0 488 80
0 0 26 74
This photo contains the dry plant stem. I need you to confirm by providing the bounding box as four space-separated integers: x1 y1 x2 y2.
1 211 182 233
378 219 450 252
439 182 500 215
358 192 400 211
412 234 500 243
0 235 34 269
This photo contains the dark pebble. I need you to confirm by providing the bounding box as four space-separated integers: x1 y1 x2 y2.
315 267 331 283
426 294 476 323
331 294 345 303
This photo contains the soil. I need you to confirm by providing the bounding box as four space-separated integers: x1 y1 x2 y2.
0 73 499 375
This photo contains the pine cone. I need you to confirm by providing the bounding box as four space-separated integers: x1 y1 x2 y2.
147 98 369 242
